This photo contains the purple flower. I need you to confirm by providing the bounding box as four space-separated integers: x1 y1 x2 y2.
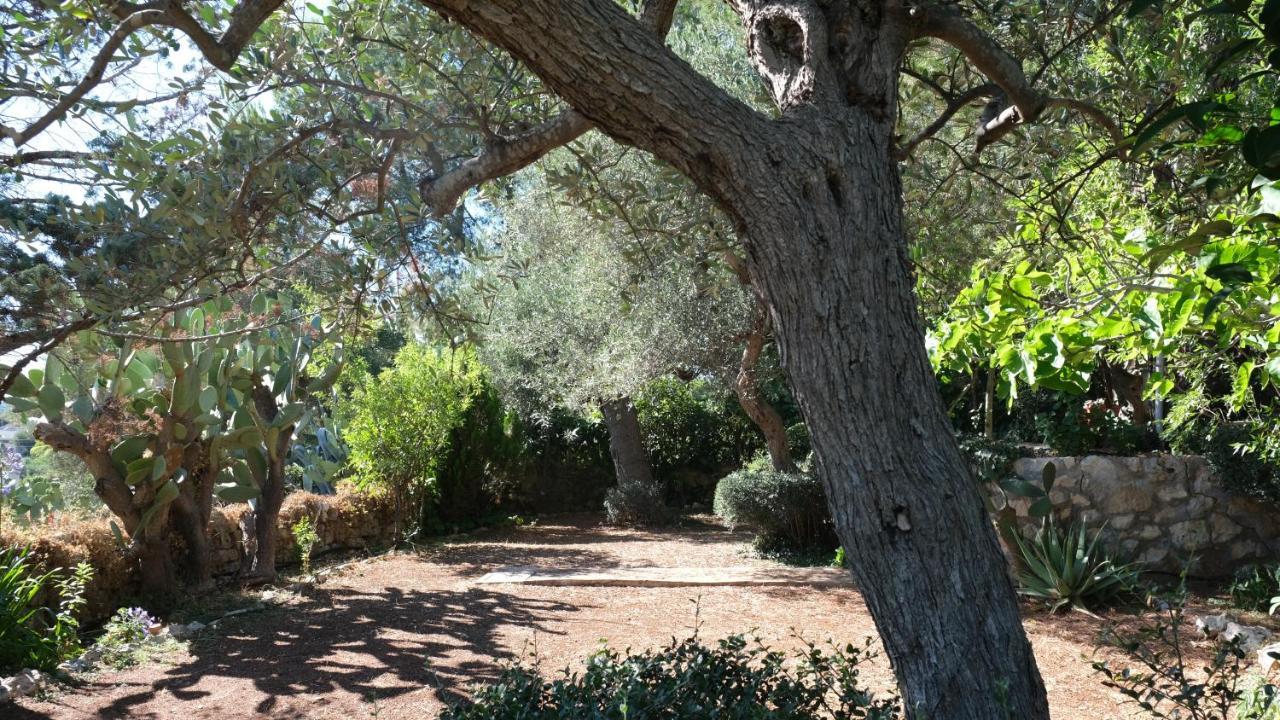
122 606 158 628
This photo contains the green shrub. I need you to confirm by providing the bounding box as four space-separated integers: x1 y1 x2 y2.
634 378 760 505
1036 400 1156 455
343 344 487 535
435 375 525 523
1198 423 1280 504
0 547 91 672
442 634 901 720
713 457 835 551
291 516 319 575
1228 564 1280 612
1014 521 1141 613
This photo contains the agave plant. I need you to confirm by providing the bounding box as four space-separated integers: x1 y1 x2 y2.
1014 520 1142 614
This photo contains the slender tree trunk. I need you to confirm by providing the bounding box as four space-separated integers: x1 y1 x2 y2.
247 384 295 583
250 449 288 582
136 530 177 598
733 116 1049 719
599 396 666 524
734 300 797 472
172 494 213 591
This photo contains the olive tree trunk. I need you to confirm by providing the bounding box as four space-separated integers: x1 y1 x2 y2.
599 396 666 524
734 299 797 473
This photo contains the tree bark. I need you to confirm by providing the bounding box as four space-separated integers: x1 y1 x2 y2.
734 300 797 472
729 117 1049 718
399 0 1053 714
245 383 295 583
599 396 666 524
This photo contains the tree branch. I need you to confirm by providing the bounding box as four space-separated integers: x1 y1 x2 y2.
417 0 682 216
909 3 1125 155
2 0 282 148
910 4 1046 124
33 420 139 529
894 82 997 160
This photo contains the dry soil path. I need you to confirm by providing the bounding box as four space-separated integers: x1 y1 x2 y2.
12 513 1186 719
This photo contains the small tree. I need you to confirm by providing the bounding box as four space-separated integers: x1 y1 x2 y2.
476 179 747 523
343 343 484 535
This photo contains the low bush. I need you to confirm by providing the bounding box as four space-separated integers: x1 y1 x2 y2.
1197 423 1280 504
443 634 901 720
713 457 835 552
0 547 91 673
291 516 319 575
1228 564 1280 612
1014 521 1141 613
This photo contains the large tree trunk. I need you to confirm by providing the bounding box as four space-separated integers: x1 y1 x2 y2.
599 396 666 524
407 1 1051 714
734 117 1049 718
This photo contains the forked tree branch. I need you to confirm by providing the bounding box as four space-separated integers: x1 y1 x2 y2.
1 0 283 148
418 0 681 215
908 3 1125 155
895 82 997 160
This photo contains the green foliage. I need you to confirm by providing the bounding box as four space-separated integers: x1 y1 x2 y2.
1014 520 1141 613
1178 419 1280 503
443 634 901 720
1034 400 1157 456
343 343 487 534
1094 590 1278 720
0 547 91 673
98 606 159 669
291 516 320 575
1227 564 1280 612
434 374 525 524
474 175 747 415
634 378 760 504
713 456 835 552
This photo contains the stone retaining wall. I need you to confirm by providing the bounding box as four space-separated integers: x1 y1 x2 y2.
3 487 400 623
1007 455 1279 577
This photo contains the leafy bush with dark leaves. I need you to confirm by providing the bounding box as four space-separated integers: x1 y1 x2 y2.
713 457 835 551
443 634 900 720
1228 564 1280 612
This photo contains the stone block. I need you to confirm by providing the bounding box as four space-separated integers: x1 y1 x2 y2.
1209 513 1243 542
1170 520 1210 551
1139 546 1169 566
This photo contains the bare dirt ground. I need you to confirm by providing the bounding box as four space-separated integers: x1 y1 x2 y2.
11 514 1219 719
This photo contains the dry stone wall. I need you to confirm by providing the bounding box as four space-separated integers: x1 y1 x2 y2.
1007 455 1279 577
3 487 400 624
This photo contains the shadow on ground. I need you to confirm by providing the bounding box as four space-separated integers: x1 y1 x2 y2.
10 584 583 720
